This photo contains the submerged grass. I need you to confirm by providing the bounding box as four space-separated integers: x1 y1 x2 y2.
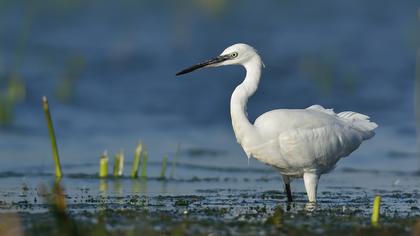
42 96 62 178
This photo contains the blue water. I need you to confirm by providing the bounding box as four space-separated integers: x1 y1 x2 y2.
0 0 418 195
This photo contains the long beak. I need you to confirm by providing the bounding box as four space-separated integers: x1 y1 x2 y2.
176 55 230 76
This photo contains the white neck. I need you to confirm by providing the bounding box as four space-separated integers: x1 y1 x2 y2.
230 55 262 145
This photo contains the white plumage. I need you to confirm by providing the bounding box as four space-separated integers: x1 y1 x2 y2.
176 43 378 203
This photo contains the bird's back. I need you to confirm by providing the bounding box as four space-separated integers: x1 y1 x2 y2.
252 105 377 175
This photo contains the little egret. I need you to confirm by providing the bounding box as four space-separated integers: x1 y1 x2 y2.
176 43 377 203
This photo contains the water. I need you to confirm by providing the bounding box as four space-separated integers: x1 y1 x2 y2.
0 0 419 234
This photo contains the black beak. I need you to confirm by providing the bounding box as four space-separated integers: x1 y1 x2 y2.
176 55 230 76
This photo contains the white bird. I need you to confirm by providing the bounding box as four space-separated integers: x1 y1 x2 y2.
176 43 378 203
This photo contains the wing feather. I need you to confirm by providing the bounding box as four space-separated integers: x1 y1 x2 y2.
277 123 363 168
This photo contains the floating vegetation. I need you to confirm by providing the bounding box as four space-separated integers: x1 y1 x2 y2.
130 143 143 178
113 151 124 177
99 151 108 178
42 96 62 178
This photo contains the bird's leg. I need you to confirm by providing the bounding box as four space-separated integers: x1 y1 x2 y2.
303 172 320 203
282 175 293 202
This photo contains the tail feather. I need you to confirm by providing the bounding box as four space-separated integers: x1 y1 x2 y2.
338 111 369 120
338 111 378 140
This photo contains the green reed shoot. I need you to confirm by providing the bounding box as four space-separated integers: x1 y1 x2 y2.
160 155 168 179
170 142 181 178
113 151 124 177
42 96 62 178
0 72 27 125
141 150 148 178
0 97 13 125
7 72 26 103
99 151 108 178
131 143 143 178
371 195 381 227
56 56 85 102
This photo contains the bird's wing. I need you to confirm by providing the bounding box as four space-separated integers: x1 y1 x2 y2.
306 104 336 116
306 104 378 140
277 122 364 169
254 105 377 168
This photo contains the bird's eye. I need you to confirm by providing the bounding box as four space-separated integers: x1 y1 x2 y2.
231 52 238 58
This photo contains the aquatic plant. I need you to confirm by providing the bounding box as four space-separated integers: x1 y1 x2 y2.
141 150 148 178
0 72 26 125
0 96 13 124
113 151 124 177
160 155 168 179
131 143 143 178
371 195 381 227
55 56 85 103
265 206 284 229
40 183 80 236
6 72 26 103
42 96 62 178
99 151 108 178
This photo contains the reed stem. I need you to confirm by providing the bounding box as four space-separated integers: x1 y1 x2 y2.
141 150 148 178
99 150 108 178
371 195 381 227
160 155 168 179
131 143 143 178
113 151 124 177
42 96 62 178
53 181 67 212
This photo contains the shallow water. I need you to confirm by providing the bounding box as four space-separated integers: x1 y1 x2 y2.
0 171 419 235
0 0 419 234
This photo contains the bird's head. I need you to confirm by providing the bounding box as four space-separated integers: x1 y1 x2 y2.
176 43 260 76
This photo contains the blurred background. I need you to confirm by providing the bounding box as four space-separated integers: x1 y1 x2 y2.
0 0 418 177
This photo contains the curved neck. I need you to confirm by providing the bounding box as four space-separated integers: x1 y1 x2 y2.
230 55 262 144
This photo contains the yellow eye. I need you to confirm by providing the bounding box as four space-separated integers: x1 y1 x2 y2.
231 52 238 58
